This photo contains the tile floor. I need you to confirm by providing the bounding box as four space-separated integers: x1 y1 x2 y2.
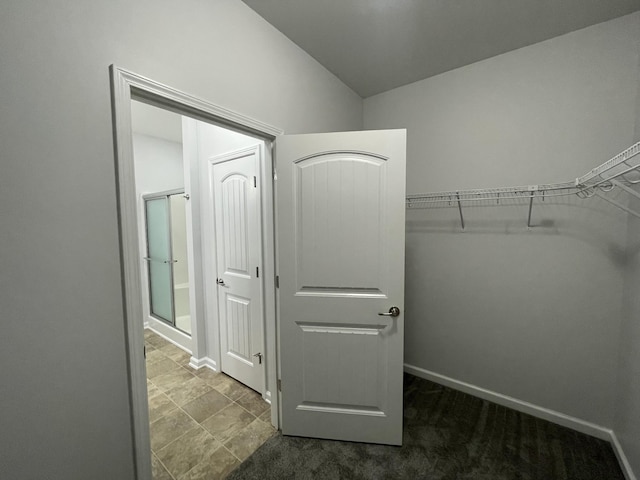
145 329 275 480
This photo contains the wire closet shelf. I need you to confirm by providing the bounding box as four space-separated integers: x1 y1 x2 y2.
405 142 640 229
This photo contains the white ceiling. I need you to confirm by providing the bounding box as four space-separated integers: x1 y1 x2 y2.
241 0 640 98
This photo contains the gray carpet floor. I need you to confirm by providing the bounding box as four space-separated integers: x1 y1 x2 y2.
227 374 624 480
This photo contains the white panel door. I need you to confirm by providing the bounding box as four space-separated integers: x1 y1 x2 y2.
276 129 406 445
211 147 264 392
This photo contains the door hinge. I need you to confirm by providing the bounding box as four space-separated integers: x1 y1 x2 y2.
144 345 146 359
253 176 257 188
277 379 282 391
256 266 259 278
275 275 279 288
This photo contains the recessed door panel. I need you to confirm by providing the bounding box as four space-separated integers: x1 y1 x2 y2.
225 294 252 363
295 154 387 296
298 322 386 412
221 175 250 277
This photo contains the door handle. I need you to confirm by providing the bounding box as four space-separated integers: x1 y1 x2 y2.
378 306 400 317
216 278 226 286
253 352 263 364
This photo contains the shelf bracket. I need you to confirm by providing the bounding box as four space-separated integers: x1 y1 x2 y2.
527 192 534 228
456 192 465 230
610 179 640 200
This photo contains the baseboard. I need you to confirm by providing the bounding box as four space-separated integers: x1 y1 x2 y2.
189 356 217 371
404 363 610 440
264 390 272 405
610 431 638 480
146 322 192 353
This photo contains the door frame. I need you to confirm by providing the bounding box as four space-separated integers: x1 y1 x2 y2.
109 65 282 480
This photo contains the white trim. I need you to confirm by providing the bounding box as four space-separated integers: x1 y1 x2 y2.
181 117 208 363
404 363 611 440
145 324 191 354
110 64 152 480
189 356 218 371
119 68 282 139
610 431 638 480
261 142 279 429
110 65 283 480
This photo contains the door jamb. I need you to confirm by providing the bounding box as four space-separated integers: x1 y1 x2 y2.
109 65 282 480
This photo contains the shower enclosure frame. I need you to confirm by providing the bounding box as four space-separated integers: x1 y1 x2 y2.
143 188 188 335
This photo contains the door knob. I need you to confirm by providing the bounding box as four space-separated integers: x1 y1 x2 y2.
253 352 263 364
378 306 400 317
216 278 226 286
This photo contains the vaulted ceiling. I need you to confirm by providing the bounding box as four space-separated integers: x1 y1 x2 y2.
241 0 640 97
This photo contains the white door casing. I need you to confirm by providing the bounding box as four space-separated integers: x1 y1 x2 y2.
276 129 406 445
210 146 265 392
110 66 282 480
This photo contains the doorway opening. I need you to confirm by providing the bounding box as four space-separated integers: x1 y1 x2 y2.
111 65 281 480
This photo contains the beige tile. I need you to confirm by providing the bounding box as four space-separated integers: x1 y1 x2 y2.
236 390 270 417
201 404 255 443
211 375 253 401
145 348 167 365
144 328 156 340
150 408 199 451
194 368 227 387
147 381 161 399
182 363 198 374
146 333 171 349
148 392 178 424
156 426 221 478
177 446 240 480
165 376 213 407
146 357 182 379
151 453 174 480
258 408 272 424
182 389 233 424
223 418 275 461
153 368 197 393
160 343 191 365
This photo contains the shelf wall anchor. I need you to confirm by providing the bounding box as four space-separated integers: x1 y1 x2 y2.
456 192 465 230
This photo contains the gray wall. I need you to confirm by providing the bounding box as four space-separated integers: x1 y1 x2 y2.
0 0 361 478
133 134 184 194
614 57 640 475
364 13 640 428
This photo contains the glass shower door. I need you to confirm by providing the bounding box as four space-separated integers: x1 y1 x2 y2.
145 197 175 325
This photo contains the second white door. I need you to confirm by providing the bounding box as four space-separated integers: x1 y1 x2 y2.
210 146 264 392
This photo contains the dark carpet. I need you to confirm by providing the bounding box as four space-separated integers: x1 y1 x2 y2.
227 374 624 480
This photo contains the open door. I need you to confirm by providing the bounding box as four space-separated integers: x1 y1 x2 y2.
276 129 406 445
